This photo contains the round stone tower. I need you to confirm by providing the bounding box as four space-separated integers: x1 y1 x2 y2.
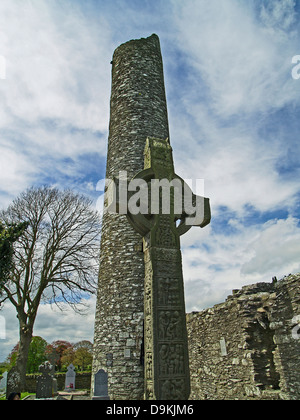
92 34 170 400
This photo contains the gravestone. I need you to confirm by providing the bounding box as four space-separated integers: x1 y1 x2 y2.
92 369 110 400
36 361 54 399
0 371 7 395
0 315 5 339
65 364 76 391
47 351 58 396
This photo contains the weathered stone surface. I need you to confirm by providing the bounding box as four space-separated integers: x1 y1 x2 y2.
187 273 300 400
104 133 210 400
93 369 109 400
92 34 170 400
0 371 7 395
129 138 195 400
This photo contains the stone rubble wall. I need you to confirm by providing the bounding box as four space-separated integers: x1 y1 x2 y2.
187 274 300 400
22 372 92 393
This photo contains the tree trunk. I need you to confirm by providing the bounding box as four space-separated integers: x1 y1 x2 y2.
15 323 33 391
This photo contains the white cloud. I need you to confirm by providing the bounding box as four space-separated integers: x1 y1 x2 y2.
172 109 298 218
0 0 112 131
0 147 35 195
171 0 299 118
0 0 113 205
34 296 97 343
168 1 300 313
0 303 18 361
167 0 300 221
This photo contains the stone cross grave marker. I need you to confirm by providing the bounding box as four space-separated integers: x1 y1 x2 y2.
92 369 110 400
107 137 211 399
36 361 54 399
65 363 76 391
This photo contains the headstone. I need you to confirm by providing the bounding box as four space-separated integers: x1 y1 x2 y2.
6 366 21 399
52 377 58 397
36 361 54 399
0 371 8 395
65 363 76 391
92 369 110 400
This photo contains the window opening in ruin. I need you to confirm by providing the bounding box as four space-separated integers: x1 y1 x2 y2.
246 313 280 390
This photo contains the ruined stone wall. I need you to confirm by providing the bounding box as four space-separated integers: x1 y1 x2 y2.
92 34 170 400
270 275 300 399
187 274 300 400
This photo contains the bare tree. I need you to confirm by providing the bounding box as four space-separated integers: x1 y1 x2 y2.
0 186 101 390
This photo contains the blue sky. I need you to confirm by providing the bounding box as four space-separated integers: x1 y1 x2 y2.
0 0 300 361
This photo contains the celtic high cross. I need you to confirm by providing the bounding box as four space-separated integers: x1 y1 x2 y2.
106 136 211 399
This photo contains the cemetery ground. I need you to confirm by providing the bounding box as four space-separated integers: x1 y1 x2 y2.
0 339 93 400
0 392 34 400
0 390 91 400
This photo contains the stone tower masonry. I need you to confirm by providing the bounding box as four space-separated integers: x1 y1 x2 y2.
92 34 170 399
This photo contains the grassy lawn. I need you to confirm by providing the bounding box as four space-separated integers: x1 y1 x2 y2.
0 392 35 400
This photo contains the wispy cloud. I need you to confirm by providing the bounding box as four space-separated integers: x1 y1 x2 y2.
167 0 300 310
259 0 297 31
171 0 299 116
